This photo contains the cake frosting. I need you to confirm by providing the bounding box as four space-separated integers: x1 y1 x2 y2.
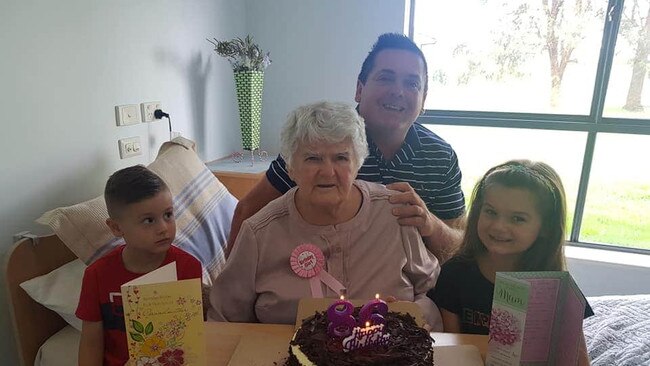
286 308 434 366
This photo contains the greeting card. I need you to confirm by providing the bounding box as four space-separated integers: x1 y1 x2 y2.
121 262 206 365
486 271 587 366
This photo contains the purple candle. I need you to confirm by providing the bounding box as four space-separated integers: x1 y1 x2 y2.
358 294 388 326
327 295 356 338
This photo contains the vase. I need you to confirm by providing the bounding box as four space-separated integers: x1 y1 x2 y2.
234 70 264 151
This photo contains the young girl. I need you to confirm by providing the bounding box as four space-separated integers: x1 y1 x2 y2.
429 160 593 363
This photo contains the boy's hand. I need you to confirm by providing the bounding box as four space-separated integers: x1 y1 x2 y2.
78 320 104 366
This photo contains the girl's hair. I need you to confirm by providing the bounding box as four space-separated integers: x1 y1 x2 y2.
457 159 567 271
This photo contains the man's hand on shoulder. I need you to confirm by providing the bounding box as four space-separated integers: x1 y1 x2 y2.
386 182 436 237
387 182 464 262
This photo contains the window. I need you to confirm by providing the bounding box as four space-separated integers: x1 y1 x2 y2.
430 125 587 239
413 0 650 252
581 133 650 248
415 1 606 115
604 0 650 120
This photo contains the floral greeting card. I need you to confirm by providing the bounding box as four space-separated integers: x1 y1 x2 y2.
121 263 205 366
486 272 587 366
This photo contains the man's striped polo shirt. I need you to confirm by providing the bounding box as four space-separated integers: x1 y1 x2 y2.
266 123 465 220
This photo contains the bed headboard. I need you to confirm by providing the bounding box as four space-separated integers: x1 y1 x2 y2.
3 234 76 366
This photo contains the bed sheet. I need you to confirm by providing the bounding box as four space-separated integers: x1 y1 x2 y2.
584 294 650 365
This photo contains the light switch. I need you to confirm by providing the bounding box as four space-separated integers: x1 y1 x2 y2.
115 105 141 126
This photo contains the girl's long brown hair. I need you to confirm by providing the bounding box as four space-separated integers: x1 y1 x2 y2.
456 160 567 271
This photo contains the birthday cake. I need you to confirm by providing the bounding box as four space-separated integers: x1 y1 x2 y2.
285 308 434 366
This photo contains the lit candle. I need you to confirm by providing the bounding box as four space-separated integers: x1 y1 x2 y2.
358 294 388 326
327 295 356 337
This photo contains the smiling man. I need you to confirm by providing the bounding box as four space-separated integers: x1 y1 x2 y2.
227 33 466 261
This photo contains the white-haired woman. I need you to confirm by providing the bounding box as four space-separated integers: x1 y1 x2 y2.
208 101 441 329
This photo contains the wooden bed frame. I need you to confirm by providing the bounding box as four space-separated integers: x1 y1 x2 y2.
4 234 77 366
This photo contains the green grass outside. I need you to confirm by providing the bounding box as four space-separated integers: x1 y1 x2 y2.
460 179 650 251
579 181 650 249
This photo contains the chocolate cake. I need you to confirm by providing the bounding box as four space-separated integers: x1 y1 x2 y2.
285 308 434 366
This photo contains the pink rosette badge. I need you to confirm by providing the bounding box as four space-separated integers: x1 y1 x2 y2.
290 244 325 278
290 243 345 298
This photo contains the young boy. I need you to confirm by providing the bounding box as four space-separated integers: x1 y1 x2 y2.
76 165 202 366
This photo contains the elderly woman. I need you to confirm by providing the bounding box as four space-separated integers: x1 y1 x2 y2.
208 101 441 329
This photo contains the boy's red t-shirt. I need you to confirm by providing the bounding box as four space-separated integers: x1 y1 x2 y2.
75 245 202 366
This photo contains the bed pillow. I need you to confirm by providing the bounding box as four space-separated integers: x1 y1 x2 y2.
34 325 80 366
20 259 86 331
36 137 237 286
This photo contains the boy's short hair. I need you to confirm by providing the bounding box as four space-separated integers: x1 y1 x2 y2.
104 165 169 218
358 33 429 93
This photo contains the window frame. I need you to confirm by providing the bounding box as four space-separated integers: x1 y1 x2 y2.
411 0 650 254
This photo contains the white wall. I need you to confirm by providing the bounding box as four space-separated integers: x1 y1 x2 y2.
0 0 246 363
569 260 650 296
245 0 407 150
567 250 650 296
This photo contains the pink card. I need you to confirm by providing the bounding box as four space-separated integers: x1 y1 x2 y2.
486 272 587 366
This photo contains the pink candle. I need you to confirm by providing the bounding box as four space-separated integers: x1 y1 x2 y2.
327 295 356 337
358 294 388 326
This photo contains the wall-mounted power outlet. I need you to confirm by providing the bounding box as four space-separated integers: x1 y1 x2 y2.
141 101 162 122
115 105 141 126
118 136 142 159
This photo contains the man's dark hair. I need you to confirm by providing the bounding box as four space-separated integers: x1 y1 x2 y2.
357 33 428 93
104 165 169 218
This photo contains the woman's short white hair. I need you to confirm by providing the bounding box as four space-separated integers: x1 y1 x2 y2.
280 101 368 171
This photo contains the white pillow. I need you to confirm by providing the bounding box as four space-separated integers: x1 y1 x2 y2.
20 259 86 331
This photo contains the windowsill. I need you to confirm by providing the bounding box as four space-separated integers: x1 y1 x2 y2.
566 244 650 268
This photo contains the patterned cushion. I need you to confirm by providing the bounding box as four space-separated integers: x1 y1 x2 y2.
36 137 237 286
